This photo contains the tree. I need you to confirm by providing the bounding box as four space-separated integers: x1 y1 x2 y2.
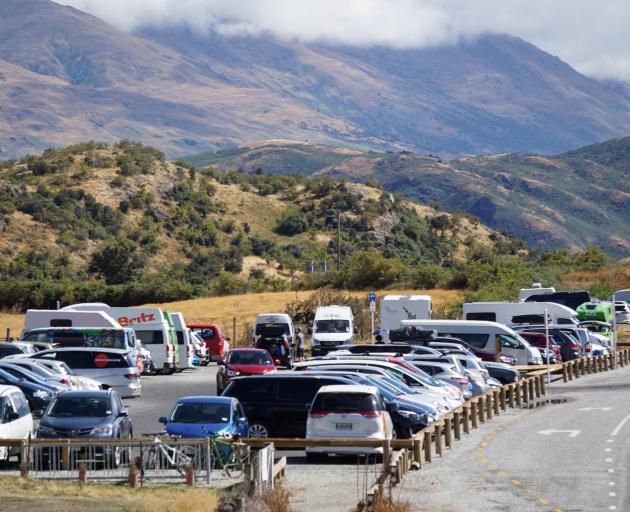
338 250 404 290
89 237 141 284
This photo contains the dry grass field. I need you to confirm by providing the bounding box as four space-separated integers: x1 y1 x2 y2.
0 289 461 340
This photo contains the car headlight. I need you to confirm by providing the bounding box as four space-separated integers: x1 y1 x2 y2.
33 390 52 399
227 369 241 377
36 424 56 436
397 409 428 423
91 424 113 435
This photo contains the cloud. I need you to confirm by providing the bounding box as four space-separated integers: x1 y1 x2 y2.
55 0 630 81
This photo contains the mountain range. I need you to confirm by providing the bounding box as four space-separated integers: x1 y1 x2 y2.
1 0 630 160
185 135 630 257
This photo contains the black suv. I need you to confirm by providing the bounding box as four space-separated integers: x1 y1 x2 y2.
222 374 355 438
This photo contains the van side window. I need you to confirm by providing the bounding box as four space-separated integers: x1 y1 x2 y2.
497 334 521 349
232 381 273 401
135 330 164 345
276 380 319 402
10 392 30 417
443 333 489 349
50 319 73 327
55 351 92 367
465 312 496 322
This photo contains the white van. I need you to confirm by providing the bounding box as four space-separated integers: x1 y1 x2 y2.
463 302 578 326
311 305 355 356
171 312 195 369
0 385 33 461
380 295 431 342
400 319 543 365
613 289 630 302
519 283 556 302
21 310 120 338
63 303 177 374
253 314 294 345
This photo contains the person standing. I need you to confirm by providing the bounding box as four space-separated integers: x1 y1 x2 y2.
295 327 305 362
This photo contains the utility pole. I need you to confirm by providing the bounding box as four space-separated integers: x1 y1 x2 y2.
336 211 341 271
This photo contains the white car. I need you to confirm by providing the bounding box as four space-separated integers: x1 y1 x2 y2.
615 302 630 324
306 384 394 461
0 385 33 462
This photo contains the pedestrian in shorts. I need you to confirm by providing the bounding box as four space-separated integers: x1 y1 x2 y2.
296 327 305 361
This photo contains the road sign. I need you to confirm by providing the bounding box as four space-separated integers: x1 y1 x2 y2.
537 429 581 438
369 292 376 302
369 301 376 312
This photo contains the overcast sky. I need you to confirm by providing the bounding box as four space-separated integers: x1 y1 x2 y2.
55 0 630 82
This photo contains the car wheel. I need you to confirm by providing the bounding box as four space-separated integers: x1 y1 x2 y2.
248 422 271 438
395 426 412 439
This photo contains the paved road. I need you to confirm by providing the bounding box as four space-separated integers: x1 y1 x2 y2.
395 366 630 512
125 365 220 435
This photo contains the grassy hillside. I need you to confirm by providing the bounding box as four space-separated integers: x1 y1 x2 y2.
0 141 521 310
185 136 630 256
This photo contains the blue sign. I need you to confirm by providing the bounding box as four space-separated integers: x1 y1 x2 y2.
369 292 376 302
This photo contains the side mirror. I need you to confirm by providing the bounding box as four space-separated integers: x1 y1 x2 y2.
218 359 226 366
31 409 44 420
159 416 168 424
119 410 129 417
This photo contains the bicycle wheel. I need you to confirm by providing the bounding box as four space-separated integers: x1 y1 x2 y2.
175 446 198 476
143 446 161 473
223 444 247 479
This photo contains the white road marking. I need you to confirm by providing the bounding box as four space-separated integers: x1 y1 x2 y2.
607 439 614 443
578 407 612 411
608 469 615 473
609 482 616 486
605 448 612 452
537 429 581 438
606 458 613 462
610 492 617 497
610 414 630 436
609 506 616 510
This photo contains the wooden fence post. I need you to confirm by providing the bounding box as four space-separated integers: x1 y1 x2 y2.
471 401 478 428
434 424 442 456
423 431 432 463
444 417 452 449
485 394 492 420
463 405 470 434
453 411 461 440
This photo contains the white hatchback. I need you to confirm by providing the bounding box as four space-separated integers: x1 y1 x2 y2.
306 385 393 460
0 385 33 462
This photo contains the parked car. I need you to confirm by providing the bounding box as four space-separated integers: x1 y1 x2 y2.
513 326 580 361
482 362 520 384
305 385 394 460
30 348 141 398
407 361 472 398
5 358 100 391
518 332 562 363
614 301 630 324
0 362 68 393
160 396 249 438
223 374 366 438
0 385 34 463
187 323 230 362
36 390 132 467
0 368 55 413
0 342 33 359
216 349 277 394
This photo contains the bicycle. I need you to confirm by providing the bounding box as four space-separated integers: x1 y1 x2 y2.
201 427 250 479
142 434 197 476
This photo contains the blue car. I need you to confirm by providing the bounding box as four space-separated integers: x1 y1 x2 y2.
160 396 249 439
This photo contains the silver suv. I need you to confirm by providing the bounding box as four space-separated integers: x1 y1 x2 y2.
30 348 141 398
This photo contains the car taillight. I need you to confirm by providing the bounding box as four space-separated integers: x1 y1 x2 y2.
309 411 329 418
360 411 381 418
124 373 140 380
570 343 579 349
452 377 469 385
59 378 69 385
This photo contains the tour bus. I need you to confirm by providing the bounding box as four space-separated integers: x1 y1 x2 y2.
311 305 356 356
170 312 195 369
63 303 178 373
380 295 431 342
463 302 579 326
399 319 543 366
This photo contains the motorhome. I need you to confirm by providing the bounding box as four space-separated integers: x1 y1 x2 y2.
22 310 120 338
613 289 630 302
311 305 356 356
170 312 195 369
62 303 178 373
21 327 137 352
463 302 578 326
399 320 543 366
576 302 614 324
380 295 432 342
525 291 591 311
518 283 555 302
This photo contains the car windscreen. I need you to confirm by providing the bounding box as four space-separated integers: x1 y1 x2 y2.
170 402 230 424
312 393 380 412
46 396 113 418
228 351 273 365
255 323 290 338
314 320 350 333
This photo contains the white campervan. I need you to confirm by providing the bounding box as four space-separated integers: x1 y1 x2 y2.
463 302 578 326
380 295 431 342
254 314 294 345
21 309 120 338
171 312 195 369
311 305 355 356
400 319 543 365
62 303 177 374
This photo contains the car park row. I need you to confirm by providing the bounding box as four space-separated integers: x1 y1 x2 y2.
0 286 628 470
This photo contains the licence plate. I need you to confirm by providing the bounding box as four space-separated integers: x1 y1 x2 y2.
335 422 353 431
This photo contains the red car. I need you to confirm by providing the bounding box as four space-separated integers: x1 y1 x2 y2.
187 323 229 362
216 348 277 394
518 332 563 363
